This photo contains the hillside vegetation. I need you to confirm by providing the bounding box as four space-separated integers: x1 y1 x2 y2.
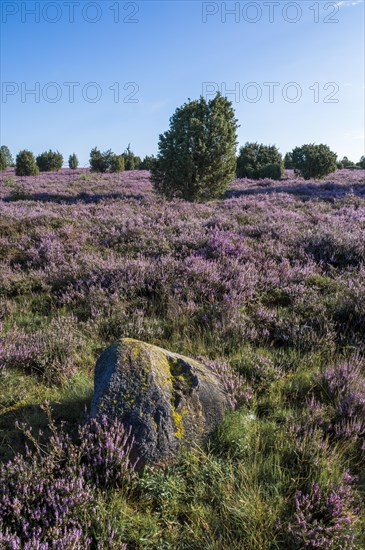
0 168 365 548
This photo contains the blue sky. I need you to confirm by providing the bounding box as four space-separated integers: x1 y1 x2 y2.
1 0 364 165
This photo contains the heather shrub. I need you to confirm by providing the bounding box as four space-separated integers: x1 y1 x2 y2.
0 424 93 547
0 405 134 548
68 153 79 169
236 142 284 180
36 150 63 172
201 357 253 410
15 150 39 176
80 415 138 487
292 143 337 180
232 349 281 392
0 316 83 383
317 357 365 443
286 472 358 549
302 231 365 269
2 177 27 200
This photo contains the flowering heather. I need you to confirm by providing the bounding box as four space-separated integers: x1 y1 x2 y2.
1 167 365 546
1 168 364 358
0 406 134 547
287 472 358 549
317 357 365 443
0 432 93 547
0 316 83 383
201 357 253 410
80 415 138 487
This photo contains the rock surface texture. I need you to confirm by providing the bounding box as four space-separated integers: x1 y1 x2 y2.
90 338 228 466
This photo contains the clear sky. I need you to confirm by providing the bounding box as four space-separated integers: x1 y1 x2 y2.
1 0 364 166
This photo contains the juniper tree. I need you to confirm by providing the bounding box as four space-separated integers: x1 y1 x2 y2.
292 144 337 180
237 143 284 180
0 145 13 168
68 153 79 169
15 150 39 176
36 150 63 172
151 93 238 201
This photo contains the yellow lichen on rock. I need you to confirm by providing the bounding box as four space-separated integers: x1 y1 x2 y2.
172 409 185 439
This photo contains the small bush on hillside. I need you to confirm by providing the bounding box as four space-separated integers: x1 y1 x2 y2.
36 150 63 172
259 162 283 180
139 155 157 170
0 150 7 170
292 143 337 180
340 156 355 168
68 153 79 169
236 142 284 180
0 145 14 168
15 150 39 176
357 155 365 169
284 152 293 169
89 148 125 173
122 144 141 170
109 154 125 173
151 93 238 201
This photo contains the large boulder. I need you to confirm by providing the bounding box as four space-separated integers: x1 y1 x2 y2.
90 338 229 466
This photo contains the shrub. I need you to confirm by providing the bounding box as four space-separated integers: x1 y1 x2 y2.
89 148 124 173
2 178 27 200
36 150 63 172
151 93 238 201
0 145 13 168
122 144 140 170
236 142 284 180
340 156 355 168
358 155 365 169
80 415 138 487
292 143 337 180
0 316 83 384
139 155 157 170
0 415 93 547
15 150 39 176
284 152 293 169
201 358 253 410
0 150 7 170
0 406 134 547
259 162 283 180
319 357 365 442
109 154 125 173
68 153 79 169
287 472 358 549
90 147 106 172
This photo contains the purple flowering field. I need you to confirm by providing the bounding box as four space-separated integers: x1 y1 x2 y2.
1 167 365 548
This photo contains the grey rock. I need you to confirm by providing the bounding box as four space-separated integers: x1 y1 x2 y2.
90 338 228 466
